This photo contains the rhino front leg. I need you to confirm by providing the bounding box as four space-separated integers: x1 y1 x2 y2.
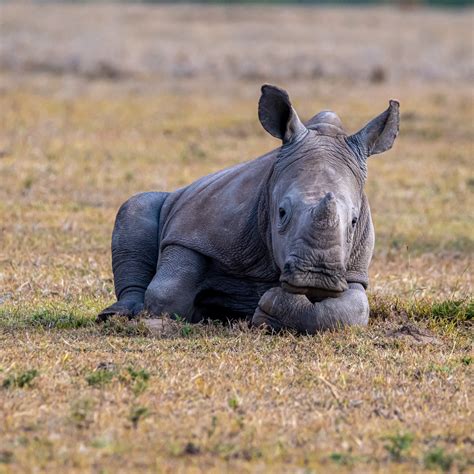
144 245 207 322
252 283 369 334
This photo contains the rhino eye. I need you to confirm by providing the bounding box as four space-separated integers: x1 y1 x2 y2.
351 216 358 228
277 199 292 232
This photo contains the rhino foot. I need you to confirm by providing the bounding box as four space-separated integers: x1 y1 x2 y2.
251 307 285 333
96 300 144 323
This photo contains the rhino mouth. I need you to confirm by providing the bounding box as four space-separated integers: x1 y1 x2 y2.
280 269 347 301
281 281 344 301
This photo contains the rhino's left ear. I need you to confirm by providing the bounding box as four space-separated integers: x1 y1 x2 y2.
348 100 400 157
258 84 307 144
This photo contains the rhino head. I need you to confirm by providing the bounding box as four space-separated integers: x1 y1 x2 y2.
259 85 399 301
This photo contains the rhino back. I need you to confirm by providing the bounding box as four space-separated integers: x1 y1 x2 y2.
159 149 279 280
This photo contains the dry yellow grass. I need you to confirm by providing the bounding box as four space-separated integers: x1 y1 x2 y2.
0 4 473 473
0 320 472 473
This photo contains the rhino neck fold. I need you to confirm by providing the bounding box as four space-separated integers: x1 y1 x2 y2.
279 129 309 157
257 165 277 269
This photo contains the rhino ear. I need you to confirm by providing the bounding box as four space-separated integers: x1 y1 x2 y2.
258 84 307 144
348 100 400 157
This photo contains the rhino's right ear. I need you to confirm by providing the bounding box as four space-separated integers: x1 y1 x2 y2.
258 84 307 144
348 100 400 158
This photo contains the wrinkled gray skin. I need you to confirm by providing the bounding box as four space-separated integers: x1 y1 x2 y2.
98 85 399 333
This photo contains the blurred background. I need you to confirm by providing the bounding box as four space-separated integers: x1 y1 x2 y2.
1 1 472 85
0 0 472 310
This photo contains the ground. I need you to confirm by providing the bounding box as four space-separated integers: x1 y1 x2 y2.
0 4 472 473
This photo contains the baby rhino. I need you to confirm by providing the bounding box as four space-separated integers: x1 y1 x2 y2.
98 85 399 333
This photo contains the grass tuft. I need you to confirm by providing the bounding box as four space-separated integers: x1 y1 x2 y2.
424 447 454 472
227 396 240 411
125 367 150 395
85 369 115 387
2 369 39 389
383 432 414 462
431 299 473 322
129 406 149 429
0 450 14 464
329 452 355 466
99 315 151 337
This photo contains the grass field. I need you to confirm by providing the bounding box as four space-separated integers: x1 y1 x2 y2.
0 4 473 473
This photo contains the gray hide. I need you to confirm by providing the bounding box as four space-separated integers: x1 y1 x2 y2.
98 85 399 333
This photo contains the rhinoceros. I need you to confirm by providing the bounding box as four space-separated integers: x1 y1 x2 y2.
98 85 399 333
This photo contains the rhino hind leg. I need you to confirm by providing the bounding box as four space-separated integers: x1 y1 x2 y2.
97 191 169 322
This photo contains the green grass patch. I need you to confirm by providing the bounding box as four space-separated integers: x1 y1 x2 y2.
0 304 96 330
431 300 473 322
2 369 39 389
329 452 356 466
124 366 151 396
28 309 94 329
424 447 454 472
85 368 115 387
369 296 473 327
383 432 414 462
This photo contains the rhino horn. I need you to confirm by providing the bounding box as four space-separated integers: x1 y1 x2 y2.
312 192 339 229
